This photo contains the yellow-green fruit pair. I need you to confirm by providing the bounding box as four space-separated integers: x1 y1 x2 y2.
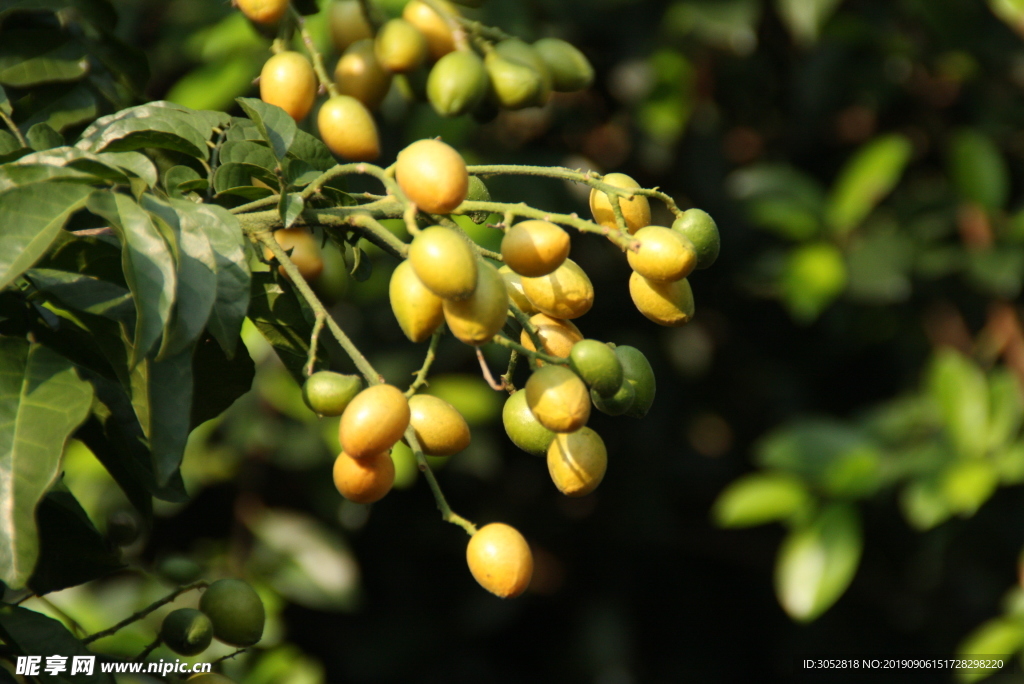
533 38 594 92
494 39 552 106
589 173 651 234
502 389 555 456
525 365 589 433
485 51 542 110
548 427 607 496
199 579 265 647
428 51 488 117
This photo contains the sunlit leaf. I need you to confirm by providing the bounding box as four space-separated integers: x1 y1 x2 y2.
940 459 998 516
956 616 1024 683
927 349 989 459
76 101 214 160
712 471 812 527
25 122 63 151
237 97 298 161
826 134 912 235
780 242 847 322
280 193 304 229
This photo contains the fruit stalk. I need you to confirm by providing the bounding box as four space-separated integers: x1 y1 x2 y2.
294 8 339 97
455 199 638 251
405 428 477 535
82 581 209 645
305 312 327 376
405 328 442 397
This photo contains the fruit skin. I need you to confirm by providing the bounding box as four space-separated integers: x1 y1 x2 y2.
672 208 720 269
465 175 491 224
525 365 590 433
484 51 542 110
589 173 651 234
494 39 552 106
161 608 214 656
375 18 428 74
389 259 445 342
615 345 655 418
335 39 392 111
396 139 469 214
266 227 323 281
329 0 373 53
237 0 288 25
521 258 594 320
403 0 457 61
520 313 582 360
333 450 395 503
443 260 509 345
627 225 697 282
502 389 556 456
408 394 471 456
501 220 571 278
338 384 411 458
533 38 594 92
499 265 538 314
427 50 488 118
317 95 380 161
260 51 317 122
199 579 265 647
466 523 533 598
591 380 635 416
302 371 363 416
408 225 478 300
629 271 695 327
569 339 623 396
547 427 607 496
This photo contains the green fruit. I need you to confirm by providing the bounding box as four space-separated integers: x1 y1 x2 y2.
502 389 556 456
161 608 213 656
569 340 623 396
494 38 552 106
427 50 488 117
671 208 720 270
156 555 202 585
591 380 635 416
533 38 594 92
485 51 542 110
199 579 265 647
106 511 139 547
466 175 491 224
302 371 363 416
614 345 655 418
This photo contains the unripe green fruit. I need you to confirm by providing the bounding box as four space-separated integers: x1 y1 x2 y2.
525 365 590 433
302 371 363 416
428 50 489 117
502 389 556 456
389 259 444 342
672 208 720 270
442 261 509 345
199 579 265 647
494 39 552 106
591 380 635 416
156 555 202 585
409 226 478 300
569 340 623 396
485 51 542 110
533 38 594 92
161 608 214 656
614 345 655 419
466 175 491 224
547 427 607 496
375 19 427 73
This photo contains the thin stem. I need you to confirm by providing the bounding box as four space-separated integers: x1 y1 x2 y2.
294 9 338 98
134 637 161 662
211 648 249 664
0 109 27 148
37 596 86 638
491 334 567 366
406 328 442 397
406 428 477 536
509 300 544 353
427 213 502 261
455 200 637 251
500 349 519 393
476 347 506 390
83 581 209 645
305 312 326 376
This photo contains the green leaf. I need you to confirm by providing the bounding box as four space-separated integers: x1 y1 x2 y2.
26 268 134 321
774 503 862 622
280 193 304 229
190 334 255 428
0 129 31 163
34 232 125 288
775 0 843 45
845 230 913 303
0 163 102 192
948 129 1009 211
167 56 262 113
712 472 812 527
988 369 1023 451
826 134 912 235
98 151 158 188
0 339 94 589
237 97 298 161
129 348 195 486
219 139 278 170
0 605 115 684
0 83 11 115
927 349 989 459
956 617 1024 683
900 476 954 530
164 164 201 198
248 272 325 385
76 102 213 160
0 31 89 87
189 203 251 357
0 182 93 292
780 242 847 322
214 161 279 194
288 129 336 171
940 459 998 516
26 122 63 151
14 146 135 185
18 82 99 133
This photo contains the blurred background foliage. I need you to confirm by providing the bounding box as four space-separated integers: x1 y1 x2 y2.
12 0 1024 681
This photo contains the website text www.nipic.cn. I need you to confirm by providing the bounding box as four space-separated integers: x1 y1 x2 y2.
15 655 214 677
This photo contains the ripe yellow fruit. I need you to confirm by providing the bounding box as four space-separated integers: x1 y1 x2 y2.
338 384 411 458
375 18 427 73
329 0 373 53
628 271 695 327
466 523 533 598
547 427 607 496
408 226 478 300
317 95 380 161
499 265 538 314
402 0 457 61
627 225 697 282
521 258 594 320
265 227 323 281
237 0 289 25
259 51 317 122
501 220 571 277
389 259 444 343
520 313 582 359
396 139 469 214
335 39 393 111
408 394 471 456
589 173 651 234
333 450 395 503
525 365 590 433
443 261 509 345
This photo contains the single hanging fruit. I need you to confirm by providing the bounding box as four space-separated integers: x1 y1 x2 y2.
396 138 469 214
259 51 317 122
318 95 380 160
466 523 533 598
390 259 445 342
408 225 478 300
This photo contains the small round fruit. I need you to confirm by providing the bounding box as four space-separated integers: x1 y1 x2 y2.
199 579 264 647
403 0 457 61
589 173 651 234
615 345 655 419
427 50 488 117
375 18 427 74
408 394 471 456
237 0 288 25
333 450 395 503
259 51 317 122
627 225 697 282
329 0 373 52
302 371 363 416
501 220 571 278
408 226 478 300
502 390 556 456
484 51 542 110
525 365 590 433
318 95 380 160
265 227 323 281
396 139 469 214
672 208 720 269
520 313 582 359
390 259 444 342
335 39 392 111
494 38 552 106
590 380 635 416
499 265 538 314
338 384 411 458
521 258 594 320
532 38 594 92
466 523 533 598
569 339 623 396
157 555 202 584
443 261 509 345
629 271 695 327
547 427 607 496
465 175 491 224
161 608 214 656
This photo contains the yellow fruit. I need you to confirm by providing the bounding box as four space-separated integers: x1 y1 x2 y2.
628 271 695 327
402 0 457 61
627 225 697 282
525 365 590 433
547 427 607 496
238 0 288 25
443 260 509 345
333 450 395 503
317 95 380 160
389 259 444 342
375 18 427 73
335 39 393 111
501 220 571 277
408 226 478 300
408 394 471 456
520 313 582 359
265 227 323 281
499 265 538 314
521 258 594 320
396 138 469 214
589 173 651 234
329 0 373 53
466 522 533 598
259 51 317 122
338 384 411 458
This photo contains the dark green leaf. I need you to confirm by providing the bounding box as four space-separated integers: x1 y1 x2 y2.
76 102 213 160
98 151 158 188
26 122 63 151
191 334 254 428
0 0 118 30
0 605 115 684
214 161 279 194
0 31 89 87
237 97 297 161
225 116 263 142
948 129 1009 211
288 129 336 171
26 268 134 321
826 134 912 235
34 232 125 287
0 83 10 115
0 129 31 163
248 272 326 385
18 82 99 132
219 139 278 170
280 193 304 229
83 28 150 97
284 158 319 186
135 347 194 486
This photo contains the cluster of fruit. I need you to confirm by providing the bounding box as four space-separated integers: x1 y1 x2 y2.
157 579 265 657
